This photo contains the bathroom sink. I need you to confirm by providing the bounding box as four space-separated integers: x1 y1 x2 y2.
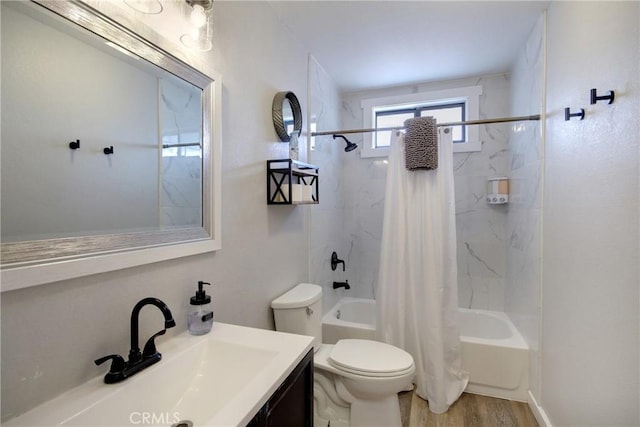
5 323 314 427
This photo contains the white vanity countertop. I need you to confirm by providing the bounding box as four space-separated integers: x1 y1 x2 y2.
4 323 314 427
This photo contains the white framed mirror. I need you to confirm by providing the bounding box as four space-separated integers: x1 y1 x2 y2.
1 0 222 291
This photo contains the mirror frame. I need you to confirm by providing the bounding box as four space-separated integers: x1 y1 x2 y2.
0 0 222 291
272 91 302 142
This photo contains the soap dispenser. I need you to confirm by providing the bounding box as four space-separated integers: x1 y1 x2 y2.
188 281 214 335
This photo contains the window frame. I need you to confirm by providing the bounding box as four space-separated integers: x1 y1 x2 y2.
360 85 483 158
374 102 466 147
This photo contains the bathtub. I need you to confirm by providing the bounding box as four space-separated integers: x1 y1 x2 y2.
323 297 377 344
321 299 529 402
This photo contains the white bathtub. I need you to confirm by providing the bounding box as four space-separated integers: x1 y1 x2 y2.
458 308 529 401
322 297 377 344
321 299 529 402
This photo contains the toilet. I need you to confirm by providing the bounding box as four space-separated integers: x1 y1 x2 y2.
271 283 415 427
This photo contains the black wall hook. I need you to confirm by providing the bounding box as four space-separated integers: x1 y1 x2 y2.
565 107 585 121
69 139 80 150
103 146 114 154
590 88 615 105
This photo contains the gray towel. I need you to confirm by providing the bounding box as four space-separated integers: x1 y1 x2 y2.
404 116 437 170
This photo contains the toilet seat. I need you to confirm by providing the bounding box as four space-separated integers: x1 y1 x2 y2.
328 339 414 378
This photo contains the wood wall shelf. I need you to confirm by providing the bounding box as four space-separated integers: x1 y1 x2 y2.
267 159 319 205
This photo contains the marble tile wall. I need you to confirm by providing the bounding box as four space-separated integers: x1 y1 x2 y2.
307 56 347 314
505 15 544 402
453 76 510 310
160 78 203 227
161 156 202 227
338 74 511 310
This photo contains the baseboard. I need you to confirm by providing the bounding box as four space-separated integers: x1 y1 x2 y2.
465 384 527 403
528 390 553 427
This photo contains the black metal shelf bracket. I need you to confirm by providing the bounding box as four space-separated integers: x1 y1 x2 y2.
590 88 615 105
565 107 585 121
267 159 319 205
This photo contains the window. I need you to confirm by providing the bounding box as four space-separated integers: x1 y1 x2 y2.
360 86 482 158
375 103 466 148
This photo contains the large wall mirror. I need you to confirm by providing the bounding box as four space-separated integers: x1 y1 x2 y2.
1 1 222 291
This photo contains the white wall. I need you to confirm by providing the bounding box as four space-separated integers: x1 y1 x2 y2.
505 14 544 403
542 2 639 425
338 74 511 310
1 1 319 420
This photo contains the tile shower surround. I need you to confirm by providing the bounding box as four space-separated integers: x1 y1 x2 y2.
505 15 543 402
331 74 512 311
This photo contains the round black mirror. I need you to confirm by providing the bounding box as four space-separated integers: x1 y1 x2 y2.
272 91 302 142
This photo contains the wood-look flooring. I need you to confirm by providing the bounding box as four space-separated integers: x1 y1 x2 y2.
398 391 539 427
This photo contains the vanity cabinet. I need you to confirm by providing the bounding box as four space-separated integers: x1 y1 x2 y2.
247 349 313 427
267 159 319 205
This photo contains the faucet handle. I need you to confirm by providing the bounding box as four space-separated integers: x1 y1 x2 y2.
331 251 346 271
95 354 126 373
142 329 166 358
95 354 127 384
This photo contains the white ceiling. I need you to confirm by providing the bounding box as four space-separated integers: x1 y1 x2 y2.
268 1 549 92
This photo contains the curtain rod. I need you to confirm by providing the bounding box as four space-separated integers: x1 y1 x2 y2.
310 114 540 137
162 142 201 149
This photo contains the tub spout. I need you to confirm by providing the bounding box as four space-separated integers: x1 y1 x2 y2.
333 280 350 290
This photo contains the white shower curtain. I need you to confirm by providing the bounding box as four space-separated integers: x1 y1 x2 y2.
376 128 468 414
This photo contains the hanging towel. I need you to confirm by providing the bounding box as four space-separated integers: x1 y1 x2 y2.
404 116 438 170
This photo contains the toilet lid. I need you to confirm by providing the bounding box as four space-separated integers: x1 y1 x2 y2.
328 339 414 375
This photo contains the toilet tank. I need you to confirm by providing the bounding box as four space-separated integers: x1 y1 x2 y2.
271 283 322 351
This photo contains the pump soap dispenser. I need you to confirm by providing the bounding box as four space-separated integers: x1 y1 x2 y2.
188 281 214 335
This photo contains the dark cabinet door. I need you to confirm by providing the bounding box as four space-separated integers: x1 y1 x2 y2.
247 349 313 427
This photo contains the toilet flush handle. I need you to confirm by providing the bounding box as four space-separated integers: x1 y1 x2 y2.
306 307 313 316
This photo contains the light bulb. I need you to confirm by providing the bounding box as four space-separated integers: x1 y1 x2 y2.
190 4 207 28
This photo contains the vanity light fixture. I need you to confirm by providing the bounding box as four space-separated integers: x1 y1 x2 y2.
181 0 213 52
190 4 208 27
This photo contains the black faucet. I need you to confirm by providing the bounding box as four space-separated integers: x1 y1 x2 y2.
95 297 175 384
333 280 350 290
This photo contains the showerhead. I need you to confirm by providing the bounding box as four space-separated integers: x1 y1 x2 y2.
344 140 358 152
333 134 358 153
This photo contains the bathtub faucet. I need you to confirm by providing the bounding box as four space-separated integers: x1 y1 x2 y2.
331 252 346 271
333 280 350 290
